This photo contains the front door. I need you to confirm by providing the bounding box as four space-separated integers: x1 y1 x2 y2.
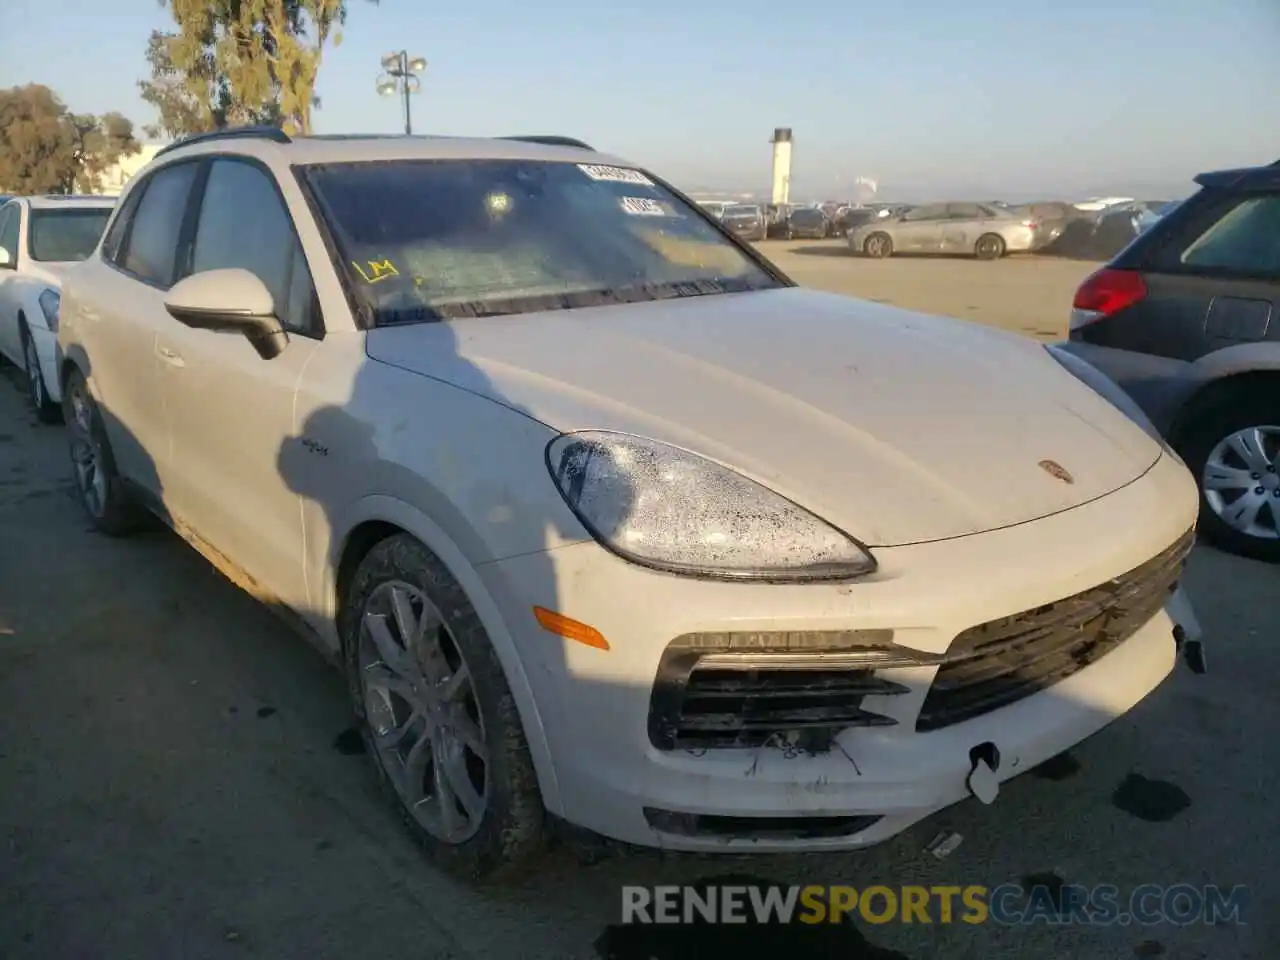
155 157 322 612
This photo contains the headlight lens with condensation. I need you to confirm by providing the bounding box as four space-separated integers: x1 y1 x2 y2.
545 431 876 581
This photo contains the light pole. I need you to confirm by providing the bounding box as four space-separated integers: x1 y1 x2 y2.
376 51 427 135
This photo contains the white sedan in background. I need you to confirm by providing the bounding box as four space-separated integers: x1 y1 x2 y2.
0 195 115 421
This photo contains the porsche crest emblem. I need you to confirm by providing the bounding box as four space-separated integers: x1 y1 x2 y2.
1038 459 1074 484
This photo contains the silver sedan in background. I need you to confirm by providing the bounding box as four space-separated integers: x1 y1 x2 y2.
848 202 1038 260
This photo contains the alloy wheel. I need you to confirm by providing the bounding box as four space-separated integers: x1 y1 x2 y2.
357 580 489 843
1202 425 1280 540
67 383 106 518
24 334 43 406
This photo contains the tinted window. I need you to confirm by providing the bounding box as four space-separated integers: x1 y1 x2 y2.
790 209 825 225
947 203 985 220
191 160 316 333
902 204 947 221
27 208 112 262
123 162 198 285
1180 195 1280 277
0 204 19 259
101 189 144 264
304 159 779 324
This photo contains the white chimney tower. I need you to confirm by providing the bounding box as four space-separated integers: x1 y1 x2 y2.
769 127 792 205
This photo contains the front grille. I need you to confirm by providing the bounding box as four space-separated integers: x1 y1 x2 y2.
916 530 1194 732
648 631 914 751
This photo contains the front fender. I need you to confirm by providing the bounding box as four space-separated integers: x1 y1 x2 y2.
324 493 564 816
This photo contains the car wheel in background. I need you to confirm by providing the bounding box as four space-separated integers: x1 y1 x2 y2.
21 323 59 424
62 367 146 535
974 234 1006 260
342 533 546 880
1178 384 1280 563
863 232 893 258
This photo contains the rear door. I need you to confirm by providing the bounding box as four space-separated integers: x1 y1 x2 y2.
894 203 948 252
73 161 201 494
941 203 986 252
1100 190 1280 361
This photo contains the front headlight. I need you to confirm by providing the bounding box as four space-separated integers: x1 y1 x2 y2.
545 431 876 582
38 288 60 332
1045 343 1162 442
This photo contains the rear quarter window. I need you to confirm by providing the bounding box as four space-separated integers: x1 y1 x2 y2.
1178 194 1280 278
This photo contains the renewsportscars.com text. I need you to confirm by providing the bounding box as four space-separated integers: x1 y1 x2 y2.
621 883 1249 926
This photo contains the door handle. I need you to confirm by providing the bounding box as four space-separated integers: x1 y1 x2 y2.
157 345 185 367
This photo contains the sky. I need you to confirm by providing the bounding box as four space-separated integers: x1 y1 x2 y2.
1 0 1277 201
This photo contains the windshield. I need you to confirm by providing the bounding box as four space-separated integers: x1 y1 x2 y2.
724 205 760 218
790 209 824 224
303 160 780 324
27 208 112 262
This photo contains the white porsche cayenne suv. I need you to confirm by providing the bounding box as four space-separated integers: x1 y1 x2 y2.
57 128 1205 880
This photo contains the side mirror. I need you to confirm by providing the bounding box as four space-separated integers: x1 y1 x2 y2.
165 268 287 360
0 246 13 269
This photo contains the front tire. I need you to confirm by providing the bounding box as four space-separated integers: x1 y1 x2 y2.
974 233 1006 260
342 534 546 880
863 232 893 258
1178 386 1280 563
21 323 59 424
62 368 145 535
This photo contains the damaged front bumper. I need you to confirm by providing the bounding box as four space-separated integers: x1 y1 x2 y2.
482 450 1202 852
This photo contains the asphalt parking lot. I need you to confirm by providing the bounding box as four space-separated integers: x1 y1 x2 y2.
2 256 1276 960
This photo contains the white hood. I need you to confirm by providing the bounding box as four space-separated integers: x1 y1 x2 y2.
366 288 1162 546
22 261 74 288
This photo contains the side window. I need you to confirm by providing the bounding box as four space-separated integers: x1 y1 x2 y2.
190 159 317 334
903 204 947 222
1178 195 1280 278
0 205 20 259
123 162 198 286
101 186 146 265
946 203 984 220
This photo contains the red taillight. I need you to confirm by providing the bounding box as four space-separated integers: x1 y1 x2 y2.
1072 267 1147 317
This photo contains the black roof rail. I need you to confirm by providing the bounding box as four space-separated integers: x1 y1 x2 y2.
155 125 292 159
498 135 594 150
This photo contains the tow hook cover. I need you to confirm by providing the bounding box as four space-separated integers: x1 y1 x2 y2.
967 742 1001 804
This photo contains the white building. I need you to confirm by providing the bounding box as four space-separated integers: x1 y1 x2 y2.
94 144 168 195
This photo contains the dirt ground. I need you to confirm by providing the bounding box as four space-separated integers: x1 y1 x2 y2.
755 240 1097 340
1 257 1275 959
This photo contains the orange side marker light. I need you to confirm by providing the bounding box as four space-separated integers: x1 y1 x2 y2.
533 606 610 650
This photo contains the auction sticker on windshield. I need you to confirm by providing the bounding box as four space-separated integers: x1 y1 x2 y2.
578 164 655 186
619 197 675 217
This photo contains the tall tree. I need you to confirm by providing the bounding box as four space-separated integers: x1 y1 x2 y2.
0 85 140 195
139 0 373 138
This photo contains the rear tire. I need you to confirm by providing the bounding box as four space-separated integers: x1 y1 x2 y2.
341 534 546 881
62 368 145 535
20 322 59 424
863 232 893 258
974 233 1006 260
1177 383 1280 563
